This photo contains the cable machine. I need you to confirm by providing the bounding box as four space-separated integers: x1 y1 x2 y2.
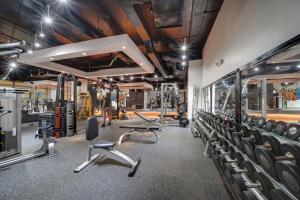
55 73 77 137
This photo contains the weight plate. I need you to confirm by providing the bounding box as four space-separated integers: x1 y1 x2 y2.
255 146 278 179
265 120 276 132
225 129 233 143
281 143 300 166
255 117 266 128
224 163 235 182
261 135 281 156
241 138 257 162
270 189 293 200
232 133 243 151
242 160 257 182
242 114 248 123
247 115 253 124
240 125 249 137
218 154 227 168
223 140 230 152
229 146 236 159
249 130 262 145
286 124 300 140
254 172 275 199
242 190 260 200
234 152 245 169
275 160 300 199
273 121 288 136
232 174 247 194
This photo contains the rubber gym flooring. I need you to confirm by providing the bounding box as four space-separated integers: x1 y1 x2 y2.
0 119 231 200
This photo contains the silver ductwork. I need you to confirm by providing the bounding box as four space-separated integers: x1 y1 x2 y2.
0 41 26 49
0 49 23 56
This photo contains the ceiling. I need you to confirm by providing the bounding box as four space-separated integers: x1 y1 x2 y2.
0 0 223 87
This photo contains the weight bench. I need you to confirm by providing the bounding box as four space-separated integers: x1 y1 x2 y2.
134 111 161 126
74 117 141 177
118 125 160 144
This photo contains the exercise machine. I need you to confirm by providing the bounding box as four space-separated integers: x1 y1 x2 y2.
73 117 141 177
0 88 55 169
160 83 189 127
55 73 77 137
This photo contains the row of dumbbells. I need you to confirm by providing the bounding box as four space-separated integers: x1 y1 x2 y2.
242 114 300 141
197 111 299 200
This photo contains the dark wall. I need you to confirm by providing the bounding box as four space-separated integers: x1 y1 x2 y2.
129 90 144 109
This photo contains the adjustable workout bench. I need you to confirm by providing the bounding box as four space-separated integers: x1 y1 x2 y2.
134 111 161 127
73 117 141 177
118 125 160 144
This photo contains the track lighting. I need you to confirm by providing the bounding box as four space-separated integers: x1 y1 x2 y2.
43 5 53 25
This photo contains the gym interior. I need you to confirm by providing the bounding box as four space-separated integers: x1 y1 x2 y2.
0 0 300 200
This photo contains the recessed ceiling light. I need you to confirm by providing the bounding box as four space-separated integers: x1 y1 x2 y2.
82 52 87 56
140 62 143 66
181 44 187 51
154 74 158 78
39 32 45 38
27 50 33 54
34 42 41 48
130 76 134 80
9 62 17 68
43 16 53 25
285 82 289 85
254 67 259 71
122 46 126 50
109 77 113 82
50 57 54 60
182 61 186 66
120 76 124 81
182 54 187 60
297 64 300 69
58 0 69 3
276 66 280 70
141 75 144 80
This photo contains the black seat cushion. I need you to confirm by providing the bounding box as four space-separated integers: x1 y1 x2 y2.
93 142 116 149
86 117 99 141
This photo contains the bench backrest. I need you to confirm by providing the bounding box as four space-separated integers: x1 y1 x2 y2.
86 117 99 141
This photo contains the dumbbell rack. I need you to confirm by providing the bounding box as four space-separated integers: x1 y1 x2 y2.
195 112 298 200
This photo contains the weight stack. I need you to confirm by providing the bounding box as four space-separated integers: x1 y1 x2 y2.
0 128 5 152
38 112 55 138
55 107 64 138
66 102 74 137
60 107 66 137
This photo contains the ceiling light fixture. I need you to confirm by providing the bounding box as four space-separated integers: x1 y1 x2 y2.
43 5 53 25
9 61 17 68
276 66 280 70
154 74 158 78
122 46 126 50
181 44 187 51
297 64 300 69
130 76 134 80
39 21 45 38
182 54 187 60
50 57 54 60
141 75 144 80
82 52 87 56
182 61 186 66
254 67 259 71
58 0 69 3
27 49 33 54
120 76 124 81
109 77 113 82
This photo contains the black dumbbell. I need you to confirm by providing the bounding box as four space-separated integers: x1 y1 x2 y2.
223 152 245 181
240 130 263 162
225 160 258 183
285 124 300 140
231 125 250 151
264 120 276 132
256 142 300 180
273 121 288 136
232 172 275 199
275 143 300 199
218 146 237 169
254 117 266 128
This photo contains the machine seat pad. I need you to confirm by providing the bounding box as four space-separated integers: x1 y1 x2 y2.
93 142 116 149
120 125 160 130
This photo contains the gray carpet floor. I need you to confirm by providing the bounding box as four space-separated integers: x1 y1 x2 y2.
0 119 230 200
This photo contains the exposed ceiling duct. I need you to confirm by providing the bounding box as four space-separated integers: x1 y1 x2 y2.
150 0 184 28
0 40 26 49
0 48 22 56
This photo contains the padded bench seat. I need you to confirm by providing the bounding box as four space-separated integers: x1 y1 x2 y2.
120 125 160 130
93 142 116 149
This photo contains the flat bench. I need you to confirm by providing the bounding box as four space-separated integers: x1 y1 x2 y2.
118 124 161 144
74 117 141 177
134 111 160 124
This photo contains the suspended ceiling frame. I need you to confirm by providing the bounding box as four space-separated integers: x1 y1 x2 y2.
18 34 155 79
